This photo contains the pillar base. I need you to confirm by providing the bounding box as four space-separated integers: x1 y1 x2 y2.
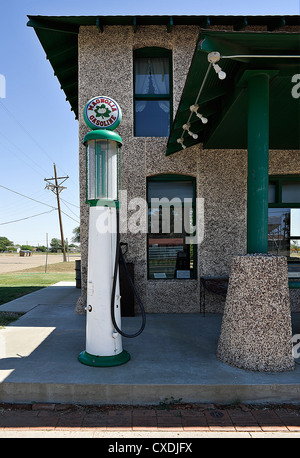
217 254 295 372
78 350 130 367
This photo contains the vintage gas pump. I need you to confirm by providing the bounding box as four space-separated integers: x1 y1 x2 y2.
78 96 131 367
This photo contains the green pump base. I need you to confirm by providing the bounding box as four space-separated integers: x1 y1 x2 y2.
78 350 130 367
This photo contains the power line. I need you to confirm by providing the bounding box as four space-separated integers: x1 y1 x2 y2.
0 99 78 190
0 194 55 218
60 198 80 209
0 130 49 177
0 183 79 225
60 199 80 218
0 99 55 164
0 209 56 225
0 184 57 209
61 210 80 224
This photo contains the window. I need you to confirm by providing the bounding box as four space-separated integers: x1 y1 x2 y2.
134 48 172 137
147 175 196 280
268 176 300 278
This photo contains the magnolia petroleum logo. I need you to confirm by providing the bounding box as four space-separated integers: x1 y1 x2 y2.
83 96 122 131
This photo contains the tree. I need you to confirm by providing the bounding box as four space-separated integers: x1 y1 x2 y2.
21 245 34 251
36 246 47 252
50 238 62 253
0 236 14 252
72 226 80 244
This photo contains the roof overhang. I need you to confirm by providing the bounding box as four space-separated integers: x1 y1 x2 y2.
166 30 300 155
27 15 300 121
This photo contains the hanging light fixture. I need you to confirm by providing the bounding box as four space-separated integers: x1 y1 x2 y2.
190 104 208 124
177 137 186 149
182 122 198 139
176 59 213 151
208 51 226 80
213 63 226 80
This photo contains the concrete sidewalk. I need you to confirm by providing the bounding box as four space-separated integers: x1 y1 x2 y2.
0 282 300 408
0 281 80 313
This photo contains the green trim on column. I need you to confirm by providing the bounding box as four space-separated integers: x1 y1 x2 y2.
78 349 130 367
247 72 270 254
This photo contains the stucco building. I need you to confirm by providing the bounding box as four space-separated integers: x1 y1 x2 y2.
28 14 300 317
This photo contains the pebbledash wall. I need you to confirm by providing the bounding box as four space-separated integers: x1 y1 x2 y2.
75 24 300 315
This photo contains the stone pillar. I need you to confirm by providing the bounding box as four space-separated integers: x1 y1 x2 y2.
217 254 294 372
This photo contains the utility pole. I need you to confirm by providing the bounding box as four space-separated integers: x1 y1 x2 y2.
45 232 49 272
44 164 69 262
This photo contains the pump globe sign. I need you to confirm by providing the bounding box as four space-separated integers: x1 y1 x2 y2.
83 96 122 131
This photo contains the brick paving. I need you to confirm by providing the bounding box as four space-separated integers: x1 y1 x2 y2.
0 403 300 432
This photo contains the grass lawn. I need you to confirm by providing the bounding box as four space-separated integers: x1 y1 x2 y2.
0 260 78 326
0 260 77 307
0 312 24 329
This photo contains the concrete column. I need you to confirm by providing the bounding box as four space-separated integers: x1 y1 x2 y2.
217 71 294 373
247 72 270 254
217 254 294 372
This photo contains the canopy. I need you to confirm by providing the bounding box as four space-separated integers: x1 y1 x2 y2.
166 31 300 155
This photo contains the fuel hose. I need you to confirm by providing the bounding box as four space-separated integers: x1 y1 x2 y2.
111 208 146 338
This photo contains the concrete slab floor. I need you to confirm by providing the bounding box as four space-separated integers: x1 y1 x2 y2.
0 283 300 406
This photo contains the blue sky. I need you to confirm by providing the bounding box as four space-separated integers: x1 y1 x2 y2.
0 0 299 246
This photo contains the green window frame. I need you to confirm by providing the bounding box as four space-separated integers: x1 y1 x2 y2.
133 47 173 137
147 174 197 280
268 175 300 278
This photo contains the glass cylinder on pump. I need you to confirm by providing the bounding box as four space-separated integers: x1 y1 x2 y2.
85 130 121 205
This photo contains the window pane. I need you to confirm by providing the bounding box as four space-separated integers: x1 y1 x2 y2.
268 208 290 257
148 236 195 279
291 240 300 261
268 208 300 276
135 100 170 137
282 181 300 203
291 209 300 270
149 206 190 235
268 182 276 203
135 57 170 95
148 179 195 279
291 209 300 237
148 181 193 202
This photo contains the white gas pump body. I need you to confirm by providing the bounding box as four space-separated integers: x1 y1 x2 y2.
85 205 122 357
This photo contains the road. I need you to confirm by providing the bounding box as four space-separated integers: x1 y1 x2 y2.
0 253 81 273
